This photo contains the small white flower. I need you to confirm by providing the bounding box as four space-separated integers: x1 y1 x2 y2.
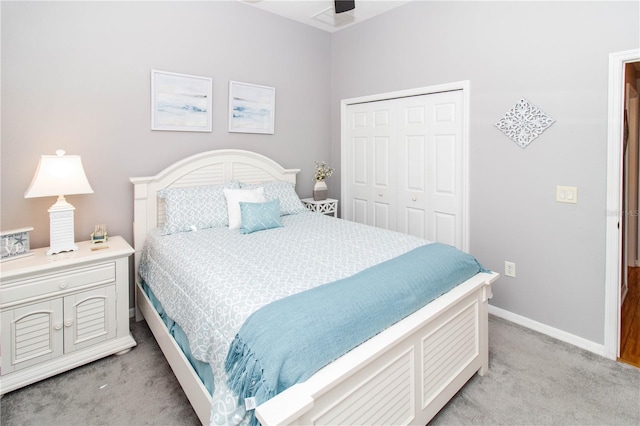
314 161 334 182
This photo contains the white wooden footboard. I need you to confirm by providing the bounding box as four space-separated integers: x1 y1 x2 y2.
256 271 498 426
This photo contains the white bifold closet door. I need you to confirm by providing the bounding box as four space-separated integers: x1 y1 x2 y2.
344 90 464 249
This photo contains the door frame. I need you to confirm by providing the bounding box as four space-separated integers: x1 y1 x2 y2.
340 81 470 252
604 49 640 360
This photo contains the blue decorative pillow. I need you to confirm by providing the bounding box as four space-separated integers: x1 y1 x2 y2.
240 181 307 216
158 181 241 235
239 199 284 234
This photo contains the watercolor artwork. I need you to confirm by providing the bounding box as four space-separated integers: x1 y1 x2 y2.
151 70 212 132
228 81 275 134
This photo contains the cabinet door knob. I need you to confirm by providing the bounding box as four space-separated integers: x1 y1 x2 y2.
54 323 63 330
59 282 68 289
378 192 383 197
64 320 73 327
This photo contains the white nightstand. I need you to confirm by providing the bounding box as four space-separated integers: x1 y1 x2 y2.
0 236 136 395
301 198 339 217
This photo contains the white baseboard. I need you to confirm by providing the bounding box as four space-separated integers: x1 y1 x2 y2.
129 308 135 318
488 304 606 357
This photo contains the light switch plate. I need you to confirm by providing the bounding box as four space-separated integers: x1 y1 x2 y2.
556 186 577 204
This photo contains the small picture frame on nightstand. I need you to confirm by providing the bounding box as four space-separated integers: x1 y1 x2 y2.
1 227 34 262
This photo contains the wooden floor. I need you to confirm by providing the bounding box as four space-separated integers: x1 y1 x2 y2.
620 266 640 368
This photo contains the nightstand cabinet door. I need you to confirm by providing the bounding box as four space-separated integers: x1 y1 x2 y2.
63 285 117 352
1 299 64 374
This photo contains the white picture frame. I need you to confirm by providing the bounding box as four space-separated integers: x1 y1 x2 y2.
151 70 212 132
228 81 275 134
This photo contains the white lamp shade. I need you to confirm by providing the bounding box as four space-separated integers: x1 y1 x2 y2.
24 150 94 198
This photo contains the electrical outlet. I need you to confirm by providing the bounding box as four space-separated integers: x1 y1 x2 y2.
505 261 516 278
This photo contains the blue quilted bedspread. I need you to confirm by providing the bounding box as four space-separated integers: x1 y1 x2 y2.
225 242 487 425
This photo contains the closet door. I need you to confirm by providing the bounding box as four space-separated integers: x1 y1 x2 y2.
345 100 397 230
344 90 464 249
396 91 463 246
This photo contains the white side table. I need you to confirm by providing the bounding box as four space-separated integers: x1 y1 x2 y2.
301 198 338 217
0 236 136 395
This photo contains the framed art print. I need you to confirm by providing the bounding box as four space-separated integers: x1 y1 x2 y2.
151 70 213 132
1 227 34 262
228 81 275 134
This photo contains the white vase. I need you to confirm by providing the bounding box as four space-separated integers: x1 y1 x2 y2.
313 180 328 201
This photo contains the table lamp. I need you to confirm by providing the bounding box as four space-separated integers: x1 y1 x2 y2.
24 149 94 255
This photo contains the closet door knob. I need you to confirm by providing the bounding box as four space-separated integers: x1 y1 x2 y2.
378 192 383 197
412 197 417 201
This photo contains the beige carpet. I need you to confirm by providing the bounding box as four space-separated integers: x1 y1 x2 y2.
1 316 639 425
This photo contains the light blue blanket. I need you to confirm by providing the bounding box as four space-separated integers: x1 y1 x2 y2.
225 243 487 425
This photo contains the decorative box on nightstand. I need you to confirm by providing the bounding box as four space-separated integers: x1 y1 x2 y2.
301 198 338 217
0 236 136 395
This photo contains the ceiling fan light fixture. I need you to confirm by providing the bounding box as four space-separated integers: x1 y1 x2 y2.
335 0 355 14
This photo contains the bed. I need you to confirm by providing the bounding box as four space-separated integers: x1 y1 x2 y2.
130 149 498 426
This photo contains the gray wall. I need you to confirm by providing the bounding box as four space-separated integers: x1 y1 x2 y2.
3 1 640 348
330 1 640 344
1 1 331 249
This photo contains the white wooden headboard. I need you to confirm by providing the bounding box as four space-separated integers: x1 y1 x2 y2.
129 149 300 275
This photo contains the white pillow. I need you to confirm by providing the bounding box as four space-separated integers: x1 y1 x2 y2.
223 188 266 229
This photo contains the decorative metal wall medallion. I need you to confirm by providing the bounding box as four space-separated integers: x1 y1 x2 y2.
495 98 555 148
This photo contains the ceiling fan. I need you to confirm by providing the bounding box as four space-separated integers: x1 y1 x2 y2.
335 0 355 14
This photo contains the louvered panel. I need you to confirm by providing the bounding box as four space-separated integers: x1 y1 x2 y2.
172 164 225 187
1 300 64 373
231 163 276 184
422 302 478 407
314 349 414 426
157 199 167 227
15 312 52 361
65 286 116 352
337 357 409 425
76 297 108 342
422 303 476 379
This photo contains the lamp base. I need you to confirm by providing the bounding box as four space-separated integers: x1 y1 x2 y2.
47 197 78 256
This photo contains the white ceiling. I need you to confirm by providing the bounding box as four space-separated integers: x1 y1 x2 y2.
239 0 411 33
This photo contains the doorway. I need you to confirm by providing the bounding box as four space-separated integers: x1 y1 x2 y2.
605 49 640 362
620 62 640 367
